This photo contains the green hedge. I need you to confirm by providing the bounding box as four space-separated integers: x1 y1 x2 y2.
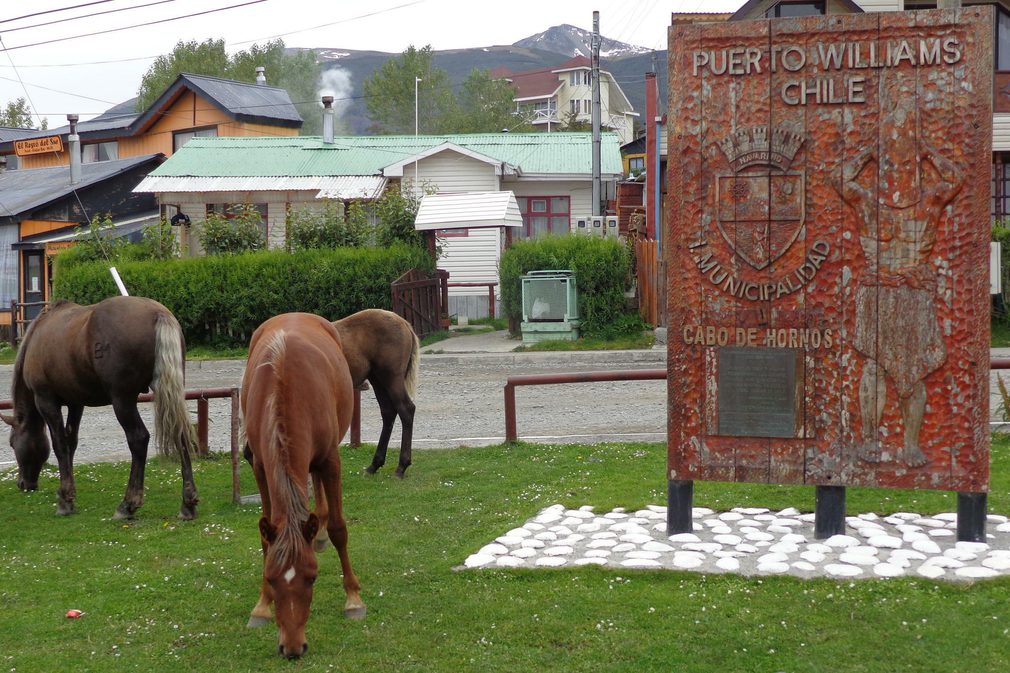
499 235 640 337
53 244 434 346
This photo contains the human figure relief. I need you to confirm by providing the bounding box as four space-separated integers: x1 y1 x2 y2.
838 102 963 467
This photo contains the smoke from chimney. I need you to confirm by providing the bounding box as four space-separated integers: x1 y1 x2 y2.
316 67 353 134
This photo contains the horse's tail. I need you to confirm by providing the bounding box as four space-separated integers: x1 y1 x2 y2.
151 312 192 460
404 326 420 401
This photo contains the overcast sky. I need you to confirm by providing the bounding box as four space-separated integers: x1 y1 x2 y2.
0 0 745 129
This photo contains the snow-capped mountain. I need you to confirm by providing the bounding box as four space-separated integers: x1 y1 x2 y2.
513 24 652 59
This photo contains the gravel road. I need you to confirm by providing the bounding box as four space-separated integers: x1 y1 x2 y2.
0 349 668 469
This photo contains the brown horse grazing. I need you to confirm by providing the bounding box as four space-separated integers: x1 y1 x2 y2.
2 296 197 519
241 312 365 659
332 309 419 477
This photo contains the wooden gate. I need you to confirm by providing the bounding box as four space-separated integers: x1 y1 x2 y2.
634 240 666 327
391 268 450 338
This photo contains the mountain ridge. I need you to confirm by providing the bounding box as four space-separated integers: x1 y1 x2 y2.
299 24 666 137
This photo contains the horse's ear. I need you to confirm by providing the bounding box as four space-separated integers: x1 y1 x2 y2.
0 413 13 427
301 513 320 544
259 516 277 544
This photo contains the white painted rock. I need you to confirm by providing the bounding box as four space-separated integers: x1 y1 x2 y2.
757 561 790 574
668 533 701 543
867 535 903 549
768 542 799 554
672 553 705 569
643 541 675 553
512 547 538 559
955 566 999 579
543 546 574 557
535 556 567 567
591 531 618 539
521 538 546 549
625 550 662 560
714 534 743 546
943 548 979 562
683 542 723 554
928 529 955 538
744 531 775 542
911 538 941 555
825 564 863 577
800 551 826 564
620 533 653 545
757 552 789 565
982 556 1010 571
716 557 741 572
824 535 861 548
791 561 816 572
735 544 760 554
917 564 946 579
873 563 906 577
534 531 557 542
464 554 495 568
479 543 509 556
587 539 617 549
577 523 602 534
495 556 525 567
495 535 526 546
573 557 608 566
622 558 662 568
584 549 611 558
612 543 637 553
839 552 879 567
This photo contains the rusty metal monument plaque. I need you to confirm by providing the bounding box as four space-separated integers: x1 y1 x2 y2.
667 8 992 505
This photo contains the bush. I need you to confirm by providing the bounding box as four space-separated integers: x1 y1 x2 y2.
53 244 434 347
61 215 179 265
198 205 265 254
993 220 1010 323
286 200 374 251
499 234 644 338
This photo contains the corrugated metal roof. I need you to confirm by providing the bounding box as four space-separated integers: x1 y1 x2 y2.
0 154 164 217
136 175 387 200
145 132 624 180
414 191 523 231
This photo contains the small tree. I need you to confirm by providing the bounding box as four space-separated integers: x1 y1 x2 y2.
126 219 178 261
374 186 425 249
72 214 126 262
199 205 265 254
0 97 46 129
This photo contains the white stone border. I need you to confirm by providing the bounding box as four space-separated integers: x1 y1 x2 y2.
463 504 1010 580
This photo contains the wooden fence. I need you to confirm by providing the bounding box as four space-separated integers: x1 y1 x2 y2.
391 268 450 338
634 239 666 328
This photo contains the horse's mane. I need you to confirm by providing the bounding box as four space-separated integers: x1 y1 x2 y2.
259 329 311 571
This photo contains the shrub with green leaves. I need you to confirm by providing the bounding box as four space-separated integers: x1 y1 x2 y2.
198 205 265 254
286 199 374 251
54 244 434 346
499 234 645 338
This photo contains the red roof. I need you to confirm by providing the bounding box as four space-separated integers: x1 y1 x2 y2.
501 56 592 100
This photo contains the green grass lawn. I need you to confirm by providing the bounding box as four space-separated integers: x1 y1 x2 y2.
2 438 1010 672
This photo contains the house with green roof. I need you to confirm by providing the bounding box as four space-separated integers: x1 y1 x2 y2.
134 130 624 318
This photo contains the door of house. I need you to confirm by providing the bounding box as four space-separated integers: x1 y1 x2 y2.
23 250 45 320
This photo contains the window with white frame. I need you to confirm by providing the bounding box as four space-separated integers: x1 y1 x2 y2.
81 141 118 163
173 126 217 153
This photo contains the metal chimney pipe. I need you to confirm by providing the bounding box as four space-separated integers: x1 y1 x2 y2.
322 96 334 144
68 114 81 185
255 66 266 85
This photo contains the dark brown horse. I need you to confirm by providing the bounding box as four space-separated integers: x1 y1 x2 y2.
241 312 365 659
2 296 197 519
333 309 419 477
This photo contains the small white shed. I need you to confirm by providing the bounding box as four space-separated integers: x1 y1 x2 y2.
415 191 522 320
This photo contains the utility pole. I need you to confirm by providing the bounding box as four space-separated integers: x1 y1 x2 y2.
592 10 602 217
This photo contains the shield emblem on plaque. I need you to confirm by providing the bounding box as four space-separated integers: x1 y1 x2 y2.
716 171 805 271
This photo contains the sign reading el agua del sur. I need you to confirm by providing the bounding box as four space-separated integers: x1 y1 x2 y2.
667 9 992 495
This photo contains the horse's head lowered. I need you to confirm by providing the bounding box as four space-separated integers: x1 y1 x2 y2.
1 411 51 491
259 513 321 659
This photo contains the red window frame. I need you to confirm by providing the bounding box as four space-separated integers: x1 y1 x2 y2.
516 195 571 239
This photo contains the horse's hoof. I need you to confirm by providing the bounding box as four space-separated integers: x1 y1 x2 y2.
394 469 408 479
246 615 272 628
56 503 76 516
344 605 367 621
179 505 197 521
363 465 378 475
113 507 136 521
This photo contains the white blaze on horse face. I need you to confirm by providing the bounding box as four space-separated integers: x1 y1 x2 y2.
283 566 296 584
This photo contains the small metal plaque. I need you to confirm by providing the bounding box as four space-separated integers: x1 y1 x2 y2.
717 347 797 438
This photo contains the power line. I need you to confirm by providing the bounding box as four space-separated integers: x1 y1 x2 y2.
0 0 119 26
0 0 267 53
1 0 181 36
